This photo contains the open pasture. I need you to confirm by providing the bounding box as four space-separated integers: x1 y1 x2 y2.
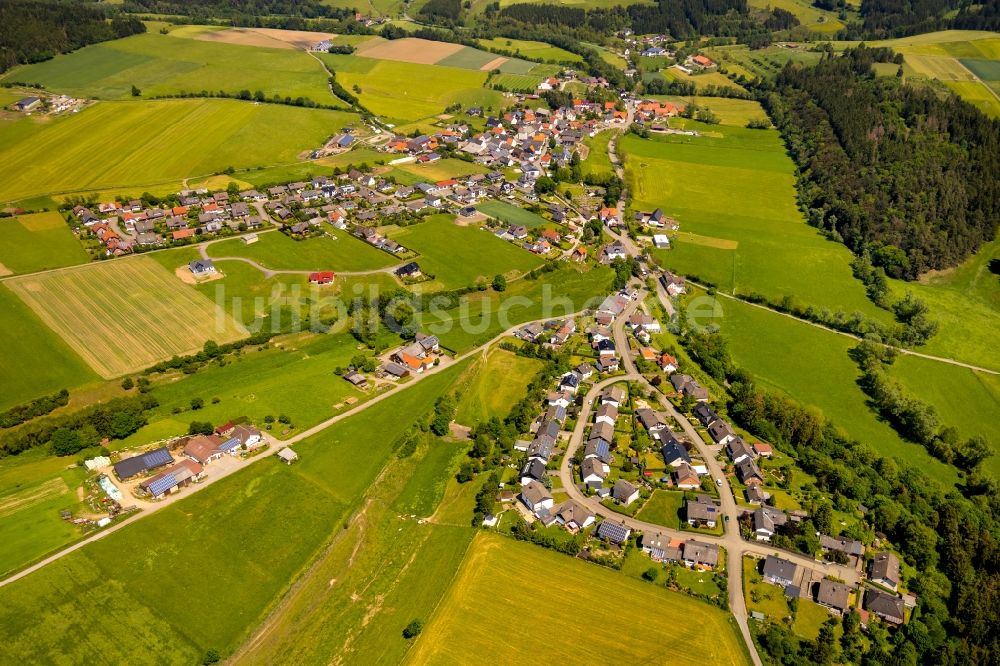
0 99 358 205
0 285 98 410
746 0 844 31
206 227 397 273
1 32 333 103
0 212 89 274
476 199 548 228
321 54 504 122
581 129 615 179
406 532 750 665
186 26 339 50
389 157 490 184
454 346 543 425
661 67 747 93
477 37 584 63
623 126 882 316
6 257 246 378
388 214 543 289
353 36 536 73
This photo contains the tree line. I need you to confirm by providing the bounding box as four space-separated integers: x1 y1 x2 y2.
762 46 1000 280
0 0 146 73
0 389 69 429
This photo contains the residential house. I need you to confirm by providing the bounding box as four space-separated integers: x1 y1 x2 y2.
693 403 718 427
636 408 668 437
659 353 678 373
600 386 626 408
660 437 691 467
820 535 865 560
547 391 572 409
746 485 769 505
673 462 701 490
726 436 754 462
188 259 216 276
753 442 774 458
595 520 631 546
660 271 687 296
864 589 905 625
581 457 609 487
869 552 901 592
670 374 709 401
816 579 852 615
520 480 554 516
395 262 422 279
736 458 764 486
559 372 580 394
527 435 555 462
762 555 798 587
520 459 547 486
550 500 595 532
686 495 719 528
183 435 226 465
753 507 788 541
584 438 613 465
709 420 738 446
683 540 719 570
613 480 640 506
594 404 617 427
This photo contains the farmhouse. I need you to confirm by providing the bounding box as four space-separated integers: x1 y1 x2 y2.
183 434 226 465
139 459 204 499
396 262 422 279
113 447 174 481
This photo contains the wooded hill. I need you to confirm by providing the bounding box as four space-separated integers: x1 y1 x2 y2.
764 46 1000 279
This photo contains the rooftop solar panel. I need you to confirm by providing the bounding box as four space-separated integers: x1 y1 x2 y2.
143 447 173 468
147 473 177 497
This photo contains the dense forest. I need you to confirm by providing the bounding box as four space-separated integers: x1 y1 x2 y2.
122 0 345 19
856 0 1000 38
763 46 1000 279
0 0 145 73
684 328 1000 665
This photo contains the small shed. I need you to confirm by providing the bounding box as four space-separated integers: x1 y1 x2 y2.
277 448 298 464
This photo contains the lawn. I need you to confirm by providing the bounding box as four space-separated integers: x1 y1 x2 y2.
0 99 359 204
320 54 505 123
743 558 842 641
0 32 334 103
713 294 959 484
477 37 583 63
206 227 397 273
0 360 471 664
6 257 246 378
581 129 615 180
652 96 771 127
476 199 549 228
636 489 685 528
0 284 99 410
454 346 544 425
621 126 884 317
390 158 490 184
406 532 750 665
387 214 544 289
0 212 89 274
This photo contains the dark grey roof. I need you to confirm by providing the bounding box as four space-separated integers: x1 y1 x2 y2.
762 555 798 583
596 521 630 544
114 447 173 479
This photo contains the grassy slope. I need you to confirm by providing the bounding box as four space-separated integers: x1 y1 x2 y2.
0 212 89 274
581 129 615 180
475 199 548 228
0 284 98 410
0 32 333 102
476 37 583 63
0 361 468 663
713 294 959 484
622 121 883 317
406 532 750 665
0 99 358 204
453 346 543 425
206 226 397 272
386 214 543 289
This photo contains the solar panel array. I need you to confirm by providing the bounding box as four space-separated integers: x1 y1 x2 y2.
147 473 177 497
597 521 630 544
142 447 173 468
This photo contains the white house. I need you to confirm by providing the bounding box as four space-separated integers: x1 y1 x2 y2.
520 480 554 515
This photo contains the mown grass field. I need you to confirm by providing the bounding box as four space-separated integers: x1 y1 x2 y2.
6 257 246 378
454 346 543 425
0 99 359 204
477 37 584 63
746 0 845 32
389 158 490 184
321 53 505 123
0 361 469 664
0 32 334 103
387 214 543 289
623 122 882 317
635 489 685 528
407 532 750 665
0 450 89 577
652 96 770 127
0 212 89 274
206 227 397 273
476 199 549 228
581 129 615 180
661 67 747 93
0 284 98 410
713 294 959 484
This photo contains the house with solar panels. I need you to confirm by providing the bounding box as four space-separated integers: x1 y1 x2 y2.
139 459 205 499
217 424 264 456
113 447 174 481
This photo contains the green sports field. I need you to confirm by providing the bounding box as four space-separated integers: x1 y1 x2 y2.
476 200 549 228
0 32 334 103
0 212 89 274
406 532 751 665
387 214 544 289
0 285 98 411
320 54 505 123
624 125 883 317
0 99 359 204
206 227 398 273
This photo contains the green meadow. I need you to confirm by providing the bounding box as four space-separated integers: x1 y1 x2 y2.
477 37 584 63
206 226 397 273
0 285 98 411
387 214 544 289
454 346 544 425
0 212 89 274
622 119 883 317
581 129 616 180
712 294 959 484
320 54 505 123
0 360 469 664
476 199 549 228
0 32 334 103
0 99 358 204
